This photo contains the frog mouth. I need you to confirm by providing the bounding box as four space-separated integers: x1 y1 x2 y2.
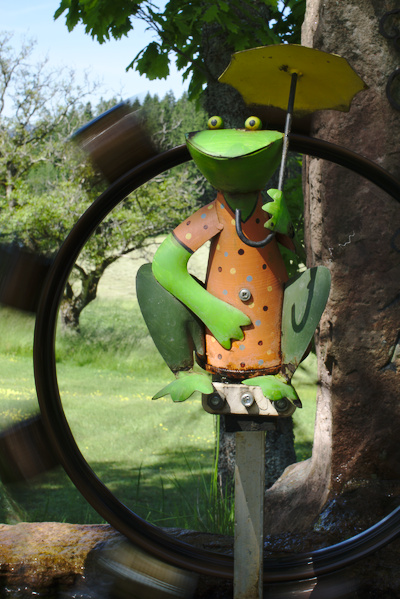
185 129 284 193
186 129 284 159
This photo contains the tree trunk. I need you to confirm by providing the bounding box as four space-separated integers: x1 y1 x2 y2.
59 269 102 331
59 297 82 331
201 14 297 492
262 0 400 539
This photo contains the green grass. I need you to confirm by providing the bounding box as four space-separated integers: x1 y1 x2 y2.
0 245 317 532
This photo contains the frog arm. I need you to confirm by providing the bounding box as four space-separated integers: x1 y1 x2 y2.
152 234 251 350
262 189 294 238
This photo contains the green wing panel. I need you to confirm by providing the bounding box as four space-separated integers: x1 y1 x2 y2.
136 263 205 373
281 266 331 368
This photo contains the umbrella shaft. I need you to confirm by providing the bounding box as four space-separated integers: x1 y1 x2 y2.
278 72 298 191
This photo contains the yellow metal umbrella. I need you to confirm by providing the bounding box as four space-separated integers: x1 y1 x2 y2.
218 44 367 115
220 44 367 193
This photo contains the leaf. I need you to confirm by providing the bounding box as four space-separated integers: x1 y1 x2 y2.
135 42 170 80
54 0 70 20
219 1 229 12
187 62 207 101
203 5 219 23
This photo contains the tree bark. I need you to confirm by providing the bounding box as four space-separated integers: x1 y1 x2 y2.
59 269 102 331
263 0 400 536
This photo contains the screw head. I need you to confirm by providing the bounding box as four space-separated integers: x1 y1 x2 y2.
207 393 225 410
238 288 252 302
241 392 254 408
275 397 290 413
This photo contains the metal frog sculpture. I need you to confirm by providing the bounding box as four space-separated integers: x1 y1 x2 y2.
137 120 329 408
136 44 367 410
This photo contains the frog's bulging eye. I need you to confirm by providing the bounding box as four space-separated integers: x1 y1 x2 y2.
245 116 262 130
208 116 224 130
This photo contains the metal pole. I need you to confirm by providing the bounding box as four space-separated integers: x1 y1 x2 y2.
278 72 298 191
234 431 265 599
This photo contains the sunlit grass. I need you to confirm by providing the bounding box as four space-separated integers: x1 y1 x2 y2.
0 245 317 531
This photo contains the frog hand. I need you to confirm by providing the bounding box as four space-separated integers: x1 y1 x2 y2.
206 301 252 350
262 189 294 238
153 371 214 403
242 374 302 408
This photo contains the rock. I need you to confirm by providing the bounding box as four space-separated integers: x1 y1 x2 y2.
0 522 119 597
1 521 400 596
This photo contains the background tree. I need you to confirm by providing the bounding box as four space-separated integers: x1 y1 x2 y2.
0 32 95 205
0 32 211 329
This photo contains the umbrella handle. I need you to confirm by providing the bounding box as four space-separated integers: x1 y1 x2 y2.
235 209 276 248
235 72 297 248
278 72 298 191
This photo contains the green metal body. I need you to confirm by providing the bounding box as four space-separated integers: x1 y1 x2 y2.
281 266 331 368
136 263 205 371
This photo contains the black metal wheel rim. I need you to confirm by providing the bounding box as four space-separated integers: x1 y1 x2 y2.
33 134 400 582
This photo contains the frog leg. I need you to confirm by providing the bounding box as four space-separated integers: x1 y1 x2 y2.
136 263 212 401
153 370 213 402
242 266 331 407
242 373 302 407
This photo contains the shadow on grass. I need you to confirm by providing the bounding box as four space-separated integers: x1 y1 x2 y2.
294 439 313 462
1 442 316 534
1 446 220 531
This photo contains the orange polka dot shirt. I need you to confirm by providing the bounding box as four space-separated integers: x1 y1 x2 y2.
173 191 288 379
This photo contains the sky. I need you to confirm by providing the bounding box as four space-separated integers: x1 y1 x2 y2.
2 1 188 112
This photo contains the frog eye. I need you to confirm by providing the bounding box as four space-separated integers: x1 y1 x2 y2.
245 116 262 130
208 116 224 130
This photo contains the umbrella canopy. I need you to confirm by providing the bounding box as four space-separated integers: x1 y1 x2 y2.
218 44 367 115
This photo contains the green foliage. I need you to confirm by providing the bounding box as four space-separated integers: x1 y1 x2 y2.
54 0 306 101
279 154 305 277
141 91 208 149
0 32 99 204
0 35 210 328
54 0 144 42
134 41 170 80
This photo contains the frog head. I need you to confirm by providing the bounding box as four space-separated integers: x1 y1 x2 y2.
186 116 284 194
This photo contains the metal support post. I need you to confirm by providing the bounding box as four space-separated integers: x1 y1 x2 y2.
234 430 265 599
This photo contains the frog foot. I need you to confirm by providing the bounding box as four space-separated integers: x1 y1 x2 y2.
242 373 302 408
153 371 214 403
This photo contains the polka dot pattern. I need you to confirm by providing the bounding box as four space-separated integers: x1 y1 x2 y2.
173 191 288 376
173 200 223 252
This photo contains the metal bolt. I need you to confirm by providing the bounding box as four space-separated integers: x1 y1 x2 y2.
274 397 290 413
207 393 225 411
241 392 254 408
238 288 252 302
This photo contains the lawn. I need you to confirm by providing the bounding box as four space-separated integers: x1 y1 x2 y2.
0 243 317 533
